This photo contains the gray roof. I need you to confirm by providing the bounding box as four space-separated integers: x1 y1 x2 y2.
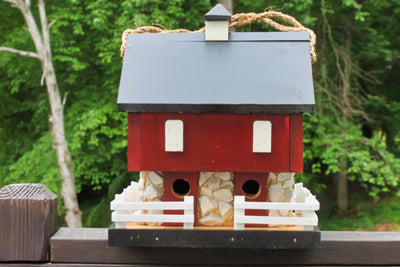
117 32 315 114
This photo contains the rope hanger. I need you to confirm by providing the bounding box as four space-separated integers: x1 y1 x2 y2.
120 9 317 63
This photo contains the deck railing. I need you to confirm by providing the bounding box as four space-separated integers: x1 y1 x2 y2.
1 183 399 266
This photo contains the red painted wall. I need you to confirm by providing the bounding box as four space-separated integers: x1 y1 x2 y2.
128 113 303 173
163 172 198 226
234 172 269 226
289 114 303 172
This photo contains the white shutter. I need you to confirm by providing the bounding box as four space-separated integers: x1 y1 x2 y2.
253 120 272 153
165 120 184 152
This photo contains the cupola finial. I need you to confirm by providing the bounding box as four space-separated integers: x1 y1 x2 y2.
204 4 231 41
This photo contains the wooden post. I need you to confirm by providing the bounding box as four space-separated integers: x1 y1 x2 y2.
0 183 57 262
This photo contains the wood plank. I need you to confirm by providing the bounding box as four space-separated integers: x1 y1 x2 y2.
289 114 303 172
50 228 400 265
0 184 57 262
234 173 268 226
0 264 147 267
163 172 198 226
131 113 290 172
127 113 141 171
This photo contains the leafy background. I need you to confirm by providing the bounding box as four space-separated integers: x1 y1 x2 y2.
1 0 399 230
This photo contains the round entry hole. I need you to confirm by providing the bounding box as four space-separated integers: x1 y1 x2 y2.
242 180 261 199
172 179 190 197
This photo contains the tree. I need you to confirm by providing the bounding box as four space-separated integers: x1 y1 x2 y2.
217 0 233 14
235 0 400 214
0 0 81 227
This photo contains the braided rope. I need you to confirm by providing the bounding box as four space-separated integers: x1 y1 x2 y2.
121 10 317 63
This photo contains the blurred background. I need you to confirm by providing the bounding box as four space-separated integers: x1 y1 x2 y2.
1 0 399 231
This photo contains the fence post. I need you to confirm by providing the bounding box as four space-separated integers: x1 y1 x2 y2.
0 183 57 262
234 196 245 230
303 210 315 231
113 192 126 228
294 183 305 215
184 196 194 229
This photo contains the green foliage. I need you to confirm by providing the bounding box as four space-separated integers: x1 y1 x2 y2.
83 198 111 228
304 113 400 200
3 133 59 191
70 102 127 192
82 172 135 227
1 0 400 228
319 196 400 231
1 133 66 215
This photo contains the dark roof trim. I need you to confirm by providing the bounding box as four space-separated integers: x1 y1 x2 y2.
204 4 232 21
118 104 314 114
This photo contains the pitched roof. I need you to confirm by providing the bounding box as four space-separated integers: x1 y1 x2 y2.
117 32 315 114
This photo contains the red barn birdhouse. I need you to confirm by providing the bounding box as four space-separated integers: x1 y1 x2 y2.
109 4 320 249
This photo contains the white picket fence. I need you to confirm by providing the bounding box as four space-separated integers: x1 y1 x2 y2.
233 183 320 230
111 183 319 231
110 193 194 229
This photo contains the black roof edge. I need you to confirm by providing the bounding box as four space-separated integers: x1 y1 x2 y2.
118 104 314 114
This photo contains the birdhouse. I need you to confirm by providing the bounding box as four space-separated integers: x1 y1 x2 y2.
109 4 320 249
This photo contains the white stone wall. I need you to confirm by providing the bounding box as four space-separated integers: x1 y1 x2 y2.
124 171 164 225
198 172 234 226
267 172 296 219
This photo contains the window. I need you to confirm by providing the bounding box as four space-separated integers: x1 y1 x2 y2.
253 120 272 153
165 120 183 152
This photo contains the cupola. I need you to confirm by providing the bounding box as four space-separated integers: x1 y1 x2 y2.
204 4 231 41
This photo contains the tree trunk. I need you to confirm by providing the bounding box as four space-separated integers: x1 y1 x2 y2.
45 59 82 227
336 156 348 215
217 0 235 32
217 0 233 14
1 0 82 227
38 0 82 227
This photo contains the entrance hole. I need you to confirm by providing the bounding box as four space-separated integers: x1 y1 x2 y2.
242 180 261 199
172 179 191 198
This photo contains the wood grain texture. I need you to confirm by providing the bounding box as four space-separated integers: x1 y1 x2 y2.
128 113 290 172
0 264 150 267
127 113 141 171
289 114 303 172
234 173 268 226
0 184 57 261
51 228 400 265
163 172 198 226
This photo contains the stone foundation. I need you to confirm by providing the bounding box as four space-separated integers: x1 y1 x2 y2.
198 172 234 226
267 172 296 220
124 171 164 225
122 171 297 226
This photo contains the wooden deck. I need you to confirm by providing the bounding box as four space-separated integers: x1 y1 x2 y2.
50 227 400 266
0 226 398 266
2 183 400 266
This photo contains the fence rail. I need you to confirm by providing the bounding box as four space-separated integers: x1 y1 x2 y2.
111 193 194 229
234 183 320 230
112 183 319 230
